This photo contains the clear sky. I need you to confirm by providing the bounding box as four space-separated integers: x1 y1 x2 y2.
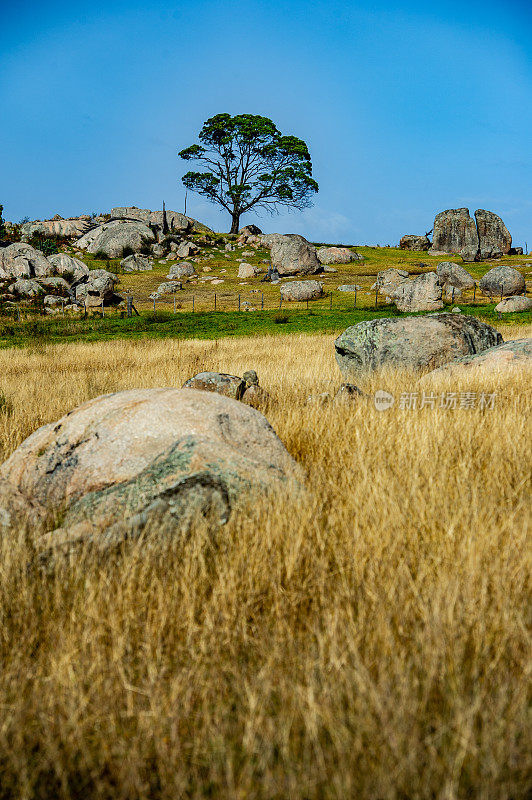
1 0 531 246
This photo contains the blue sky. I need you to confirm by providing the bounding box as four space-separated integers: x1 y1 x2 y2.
1 0 531 246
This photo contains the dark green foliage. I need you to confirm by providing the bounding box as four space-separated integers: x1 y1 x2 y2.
27 233 67 256
274 313 290 324
93 250 110 261
179 113 319 233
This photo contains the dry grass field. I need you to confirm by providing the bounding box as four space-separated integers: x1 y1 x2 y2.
0 326 530 799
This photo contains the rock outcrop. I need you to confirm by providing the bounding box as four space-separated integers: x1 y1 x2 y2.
430 208 479 262
475 209 512 259
479 266 526 298
399 235 431 251
76 220 156 258
238 262 260 279
429 208 512 262
0 243 53 279
334 314 502 378
0 389 300 548
20 217 93 240
280 280 323 302
167 262 197 280
47 253 90 283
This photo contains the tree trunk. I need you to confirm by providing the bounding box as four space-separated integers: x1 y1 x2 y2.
230 211 240 235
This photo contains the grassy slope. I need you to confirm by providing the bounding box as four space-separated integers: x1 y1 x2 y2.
1 242 530 347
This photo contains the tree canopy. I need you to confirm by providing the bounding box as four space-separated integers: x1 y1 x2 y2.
179 114 318 233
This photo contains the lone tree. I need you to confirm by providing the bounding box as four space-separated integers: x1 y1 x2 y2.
179 114 318 234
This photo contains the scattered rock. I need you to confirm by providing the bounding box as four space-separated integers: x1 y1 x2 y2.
337 284 361 292
389 272 443 312
436 261 475 289
323 266 337 273
442 285 462 304
239 224 263 236
167 262 197 280
280 280 324 302
176 241 199 258
149 282 182 298
399 234 431 251
317 246 356 265
182 372 247 400
479 266 526 298
335 383 365 401
335 314 502 378
494 296 532 313
238 262 260 279
270 234 321 276
120 254 152 272
0 389 300 547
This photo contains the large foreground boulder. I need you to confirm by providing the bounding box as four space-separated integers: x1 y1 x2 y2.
280 280 323 302
0 389 301 546
0 243 52 279
399 235 431 251
430 208 479 261
270 234 321 276
317 246 357 265
334 314 502 378
479 266 526 298
389 272 443 312
419 338 531 383
76 220 156 258
475 209 512 259
436 261 475 290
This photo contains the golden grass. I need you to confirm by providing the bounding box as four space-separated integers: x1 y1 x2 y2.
0 327 530 799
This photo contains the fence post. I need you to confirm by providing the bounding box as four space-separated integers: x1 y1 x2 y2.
153 298 156 312
330 291 332 310
306 299 309 310
261 292 264 309
500 284 504 303
101 299 104 318
238 294 241 311
192 296 195 312
62 299 65 316
451 287 455 304
173 294 176 313
127 296 133 318
473 284 476 302
375 283 379 307
214 293 216 311
354 287 357 309
279 296 282 308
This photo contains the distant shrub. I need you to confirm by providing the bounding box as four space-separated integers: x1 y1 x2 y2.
274 313 289 324
121 245 134 258
0 205 6 241
93 250 109 261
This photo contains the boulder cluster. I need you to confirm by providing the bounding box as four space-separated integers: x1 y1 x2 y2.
0 243 120 309
400 207 519 262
